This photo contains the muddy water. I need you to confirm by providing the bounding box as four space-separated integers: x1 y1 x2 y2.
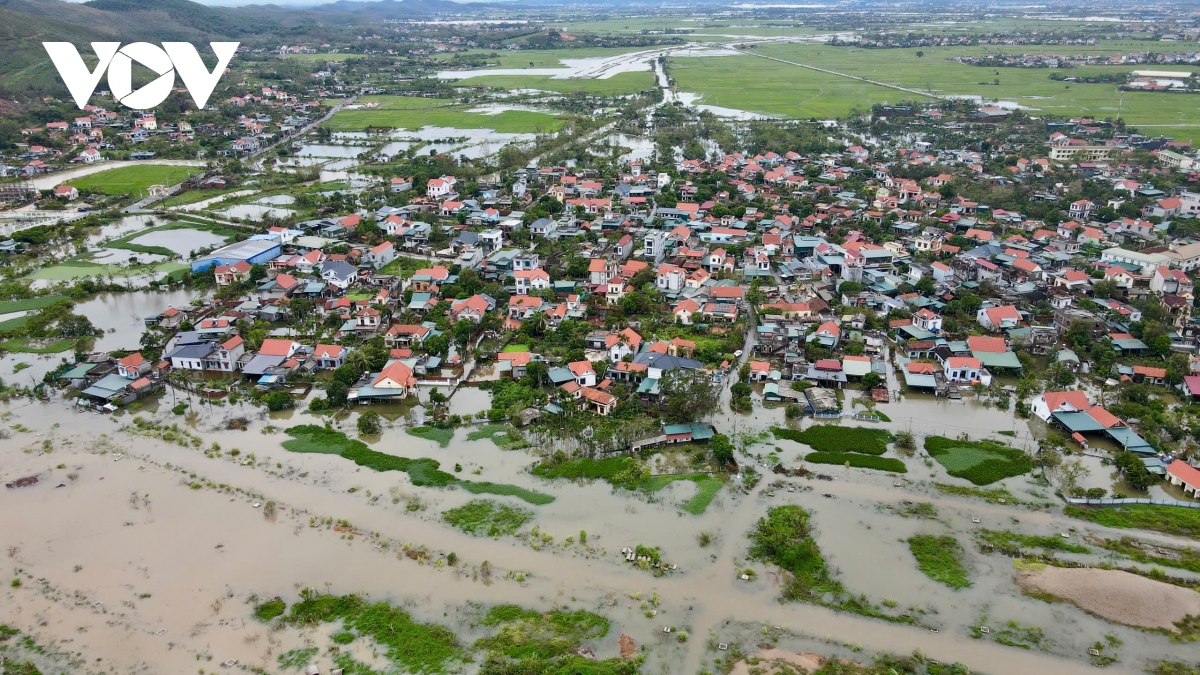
2 393 1197 674
79 290 200 352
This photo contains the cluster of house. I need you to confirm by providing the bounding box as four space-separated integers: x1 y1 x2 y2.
1033 389 1200 497
1 82 326 179
37 97 1200 491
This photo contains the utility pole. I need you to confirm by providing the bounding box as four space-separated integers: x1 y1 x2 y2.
1116 88 1124 124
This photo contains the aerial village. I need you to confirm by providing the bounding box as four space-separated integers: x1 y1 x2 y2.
24 100 1198 503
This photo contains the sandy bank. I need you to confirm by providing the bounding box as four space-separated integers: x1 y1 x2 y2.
1016 565 1200 631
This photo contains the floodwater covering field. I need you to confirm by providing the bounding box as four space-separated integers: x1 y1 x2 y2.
2 381 1199 675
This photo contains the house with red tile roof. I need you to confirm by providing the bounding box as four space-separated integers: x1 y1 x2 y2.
1166 460 1200 499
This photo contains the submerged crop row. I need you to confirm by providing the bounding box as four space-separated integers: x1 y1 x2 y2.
283 425 554 505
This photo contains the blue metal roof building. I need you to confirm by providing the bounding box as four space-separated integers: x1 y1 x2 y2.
191 239 282 272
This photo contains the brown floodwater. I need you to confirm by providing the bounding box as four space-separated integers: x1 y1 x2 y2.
2 392 1198 675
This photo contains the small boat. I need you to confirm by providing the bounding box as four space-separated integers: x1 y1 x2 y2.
971 517 981 524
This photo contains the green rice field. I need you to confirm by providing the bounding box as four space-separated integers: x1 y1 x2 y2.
71 165 201 196
667 41 1200 141
326 96 563 132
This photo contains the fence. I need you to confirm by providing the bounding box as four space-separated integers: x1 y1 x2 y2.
1064 497 1200 510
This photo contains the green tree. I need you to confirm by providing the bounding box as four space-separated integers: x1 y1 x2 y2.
357 411 383 436
658 369 719 424
326 381 349 407
263 391 293 411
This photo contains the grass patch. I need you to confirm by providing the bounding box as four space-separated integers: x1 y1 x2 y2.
476 604 609 659
925 436 1032 485
908 535 971 589
0 296 64 314
680 477 724 515
976 529 1089 555
475 604 638 675
748 505 843 600
443 499 532 537
1148 662 1200 675
532 456 647 490
1064 504 1200 541
989 620 1048 651
71 164 200 196
0 337 78 354
934 483 1017 504
253 598 286 622
501 344 531 353
806 451 906 473
327 97 562 132
456 71 654 95
467 423 510 441
283 591 461 674
278 647 318 670
772 425 894 454
1096 537 1200 574
283 425 553 505
893 501 939 519
0 315 30 331
408 425 455 447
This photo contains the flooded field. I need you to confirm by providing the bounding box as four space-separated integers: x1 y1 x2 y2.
221 204 298 221
127 229 228 257
297 144 370 158
2 379 1198 675
80 289 200 352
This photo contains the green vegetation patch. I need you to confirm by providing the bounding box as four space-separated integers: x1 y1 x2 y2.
278 647 318 670
327 97 562 133
283 591 461 674
0 296 64 314
253 598 286 622
501 344 531 353
457 71 654 95
443 499 533 537
1064 504 1200 541
0 337 78 354
476 604 609 659
908 535 971 589
1150 661 1200 675
934 483 1017 504
1098 537 1200 574
71 165 200 196
925 436 1032 485
408 425 455 447
976 529 1089 555
772 425 894 455
806 451 906 473
283 425 553 505
748 505 843 600
679 477 725 515
533 457 722 512
467 423 510 441
532 456 649 490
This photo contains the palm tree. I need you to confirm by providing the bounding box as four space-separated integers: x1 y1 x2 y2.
526 311 547 338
